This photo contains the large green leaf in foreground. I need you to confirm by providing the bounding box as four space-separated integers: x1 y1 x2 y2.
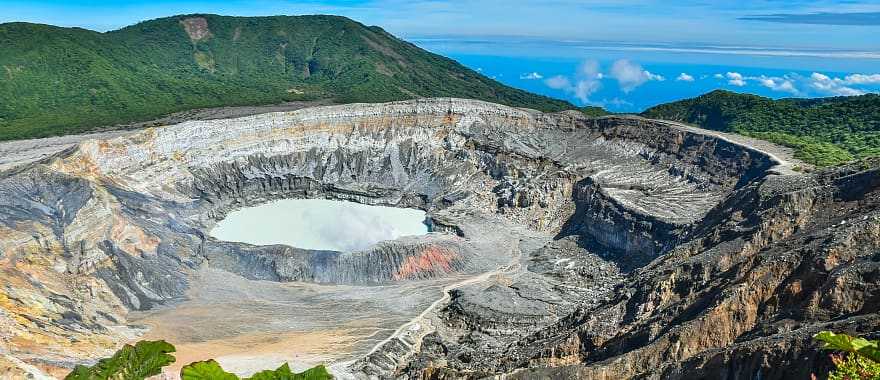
65 340 176 380
181 360 332 380
815 331 880 363
179 360 239 380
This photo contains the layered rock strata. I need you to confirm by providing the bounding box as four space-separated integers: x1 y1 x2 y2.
0 98 870 380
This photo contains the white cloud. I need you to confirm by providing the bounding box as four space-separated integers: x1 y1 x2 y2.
676 73 695 82
713 73 725 79
842 74 880 85
573 59 604 102
755 75 798 94
544 75 572 89
574 79 601 103
543 59 604 103
808 72 865 96
577 60 602 79
726 72 746 86
520 72 544 80
646 71 665 81
711 71 877 96
609 59 665 92
545 59 669 102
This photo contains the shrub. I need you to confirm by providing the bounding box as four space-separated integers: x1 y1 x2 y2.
815 331 880 380
65 340 176 380
64 340 333 380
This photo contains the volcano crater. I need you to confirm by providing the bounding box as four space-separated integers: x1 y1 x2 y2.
7 98 861 380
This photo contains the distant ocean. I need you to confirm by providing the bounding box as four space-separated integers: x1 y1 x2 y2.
413 37 880 112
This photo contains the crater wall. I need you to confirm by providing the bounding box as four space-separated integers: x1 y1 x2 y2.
0 98 782 378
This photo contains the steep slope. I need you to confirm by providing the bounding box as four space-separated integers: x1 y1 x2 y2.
642 90 880 166
0 99 876 379
0 99 780 378
0 14 574 141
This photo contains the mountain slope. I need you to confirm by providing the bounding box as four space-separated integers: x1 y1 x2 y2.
642 90 880 166
0 14 575 141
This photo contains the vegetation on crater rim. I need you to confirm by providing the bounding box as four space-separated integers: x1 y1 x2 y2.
642 90 880 166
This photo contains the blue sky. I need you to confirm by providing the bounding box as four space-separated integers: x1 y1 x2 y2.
2 0 879 111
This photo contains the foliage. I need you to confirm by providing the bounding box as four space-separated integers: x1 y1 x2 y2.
816 331 880 363
179 360 239 380
826 354 880 380
815 331 880 380
580 106 609 117
743 131 854 167
642 90 880 166
181 360 332 380
247 363 331 380
65 340 176 380
65 340 332 380
0 15 576 141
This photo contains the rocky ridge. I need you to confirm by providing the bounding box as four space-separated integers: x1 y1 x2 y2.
0 98 874 379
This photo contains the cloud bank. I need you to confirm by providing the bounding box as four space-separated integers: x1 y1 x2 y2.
714 71 880 96
543 59 605 103
610 60 665 93
726 72 746 87
543 59 665 103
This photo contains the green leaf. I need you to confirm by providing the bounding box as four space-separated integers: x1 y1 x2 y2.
180 360 240 380
290 365 333 380
246 363 332 380
179 360 331 380
815 331 880 364
816 331 859 352
246 363 294 380
857 344 880 364
64 340 176 380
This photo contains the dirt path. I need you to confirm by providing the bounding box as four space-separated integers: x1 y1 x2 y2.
650 117 810 174
335 235 528 377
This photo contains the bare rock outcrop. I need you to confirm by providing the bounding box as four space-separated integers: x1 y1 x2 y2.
0 98 873 379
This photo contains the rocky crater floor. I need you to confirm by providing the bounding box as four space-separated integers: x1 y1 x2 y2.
0 98 877 379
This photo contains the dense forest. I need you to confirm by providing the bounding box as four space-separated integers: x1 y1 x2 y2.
0 14 574 141
3 16 878 167
642 90 880 166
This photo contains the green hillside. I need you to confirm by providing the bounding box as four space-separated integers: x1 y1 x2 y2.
0 14 575 141
642 90 880 166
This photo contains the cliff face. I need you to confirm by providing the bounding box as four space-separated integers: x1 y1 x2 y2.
0 98 873 379
494 162 880 380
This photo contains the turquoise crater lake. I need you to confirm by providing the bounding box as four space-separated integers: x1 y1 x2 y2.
210 199 430 252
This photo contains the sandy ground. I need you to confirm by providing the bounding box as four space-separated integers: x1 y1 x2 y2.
128 268 463 379
144 327 357 377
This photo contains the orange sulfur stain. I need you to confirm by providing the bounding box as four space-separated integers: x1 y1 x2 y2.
393 245 459 280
